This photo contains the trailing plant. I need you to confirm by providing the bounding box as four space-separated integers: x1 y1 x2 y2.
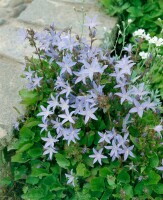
0 16 163 199
100 0 163 99
100 0 163 39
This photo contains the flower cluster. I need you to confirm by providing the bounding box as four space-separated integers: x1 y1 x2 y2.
133 29 163 46
19 17 163 191
23 17 158 166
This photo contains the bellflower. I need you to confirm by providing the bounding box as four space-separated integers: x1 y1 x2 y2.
89 148 107 165
57 54 76 75
58 110 75 124
80 103 98 124
129 99 147 118
42 131 59 148
47 94 59 112
84 15 100 29
65 169 76 187
64 124 81 146
98 131 111 143
43 146 58 160
38 118 48 133
37 105 53 121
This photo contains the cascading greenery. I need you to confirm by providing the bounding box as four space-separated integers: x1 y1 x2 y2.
0 17 163 200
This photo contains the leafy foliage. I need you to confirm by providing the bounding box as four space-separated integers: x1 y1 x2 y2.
0 16 163 200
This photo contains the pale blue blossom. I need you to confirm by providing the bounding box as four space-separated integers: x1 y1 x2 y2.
98 131 111 143
59 98 69 112
57 54 76 75
43 146 57 160
51 117 63 135
89 148 107 165
32 73 43 88
105 140 122 161
119 145 135 161
42 131 59 148
47 94 59 112
58 110 75 124
64 124 81 146
156 159 163 171
38 118 48 133
24 67 34 81
80 103 98 124
37 105 53 121
65 169 75 187
115 87 133 104
129 99 147 118
59 81 72 97
84 15 100 29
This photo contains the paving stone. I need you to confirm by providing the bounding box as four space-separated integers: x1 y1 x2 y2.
0 18 5 25
0 25 33 62
8 0 25 7
0 127 7 139
58 0 95 3
18 0 117 39
0 59 26 137
10 4 27 18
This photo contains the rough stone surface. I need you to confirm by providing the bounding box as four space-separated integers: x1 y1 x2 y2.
0 25 33 62
18 0 117 38
10 4 27 18
0 18 5 25
0 59 26 133
58 0 95 3
0 0 116 140
0 127 7 139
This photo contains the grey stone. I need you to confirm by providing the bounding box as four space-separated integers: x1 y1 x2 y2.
9 0 25 8
0 7 10 18
10 4 27 17
0 25 33 62
0 127 7 139
0 18 5 25
18 0 117 39
54 0 95 3
0 59 26 136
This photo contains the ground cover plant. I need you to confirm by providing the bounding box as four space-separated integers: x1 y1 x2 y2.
100 0 163 100
0 16 163 199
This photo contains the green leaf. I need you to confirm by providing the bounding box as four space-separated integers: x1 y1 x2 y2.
21 187 46 200
0 177 12 186
100 190 112 200
17 143 34 153
19 127 35 141
24 119 40 128
41 175 64 191
11 153 30 163
127 6 143 17
14 165 27 180
99 167 111 177
19 88 39 106
76 163 90 177
149 153 159 168
26 176 39 185
107 175 116 188
90 177 105 192
123 185 133 199
87 131 95 146
31 168 49 178
117 169 130 183
144 170 161 185
154 184 163 194
27 147 43 158
55 154 70 169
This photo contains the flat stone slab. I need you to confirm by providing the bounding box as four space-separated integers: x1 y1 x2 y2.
18 0 117 39
0 59 26 137
0 25 33 63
